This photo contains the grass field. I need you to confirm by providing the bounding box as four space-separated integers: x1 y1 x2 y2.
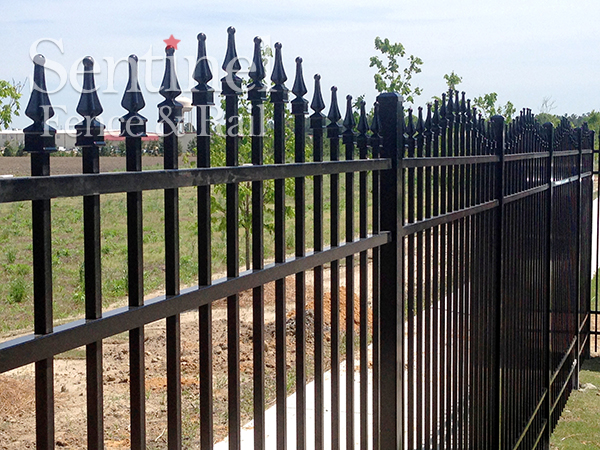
0 156 361 334
550 357 600 448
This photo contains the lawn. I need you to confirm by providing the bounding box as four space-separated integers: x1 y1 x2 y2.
0 156 363 334
550 357 600 448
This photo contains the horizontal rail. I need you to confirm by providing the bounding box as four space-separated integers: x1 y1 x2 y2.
401 155 498 168
504 151 549 162
511 389 548 450
402 200 498 234
532 419 548 450
579 313 589 334
553 149 586 157
550 357 578 415
580 332 589 355
400 148 592 169
553 173 590 188
550 336 577 386
0 232 390 372
504 185 548 205
0 159 391 204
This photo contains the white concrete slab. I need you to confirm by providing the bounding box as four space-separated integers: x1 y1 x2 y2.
214 355 373 450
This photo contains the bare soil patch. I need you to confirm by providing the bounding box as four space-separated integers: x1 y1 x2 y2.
0 267 370 449
0 156 186 177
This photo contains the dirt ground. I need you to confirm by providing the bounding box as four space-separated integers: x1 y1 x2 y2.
0 156 185 177
0 266 371 449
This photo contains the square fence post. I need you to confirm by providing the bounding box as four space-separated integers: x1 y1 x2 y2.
491 114 505 449
543 121 554 446
377 92 404 449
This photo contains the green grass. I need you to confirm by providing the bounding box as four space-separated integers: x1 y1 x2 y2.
550 357 600 448
0 172 368 334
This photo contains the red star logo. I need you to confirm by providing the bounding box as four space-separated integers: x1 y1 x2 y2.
163 35 181 50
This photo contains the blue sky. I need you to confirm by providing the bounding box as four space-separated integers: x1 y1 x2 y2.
1 0 599 131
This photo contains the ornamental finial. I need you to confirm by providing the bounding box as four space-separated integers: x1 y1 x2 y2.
327 86 341 125
76 56 103 119
26 54 54 124
120 55 147 137
342 94 355 134
192 33 214 106
291 57 308 115
310 74 325 115
158 46 183 124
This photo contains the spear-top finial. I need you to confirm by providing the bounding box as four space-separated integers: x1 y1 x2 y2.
310 74 325 130
158 46 183 125
416 106 425 136
370 101 380 136
292 57 307 98
159 46 182 101
221 27 242 96
76 56 103 120
24 54 56 153
248 36 267 102
121 55 145 114
120 55 147 138
440 93 447 121
310 74 325 116
424 103 432 135
357 100 368 136
249 36 265 83
466 99 472 126
327 86 341 139
369 101 381 155
342 93 355 131
447 93 454 121
455 91 460 115
291 57 308 115
327 86 341 125
222 26 241 74
406 108 415 137
26 54 54 125
271 42 287 86
75 56 104 147
270 42 288 103
192 33 214 106
432 100 440 128
342 94 355 144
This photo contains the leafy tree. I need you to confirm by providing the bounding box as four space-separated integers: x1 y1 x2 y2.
0 80 23 129
369 37 423 103
443 71 462 91
210 46 298 270
473 92 515 122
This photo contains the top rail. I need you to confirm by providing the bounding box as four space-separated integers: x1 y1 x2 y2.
0 158 390 203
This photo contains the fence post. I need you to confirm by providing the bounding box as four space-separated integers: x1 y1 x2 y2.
491 114 505 450
377 92 404 449
574 126 583 390
584 128 595 360
543 121 554 444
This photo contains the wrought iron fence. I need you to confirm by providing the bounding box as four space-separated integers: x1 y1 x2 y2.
0 27 594 450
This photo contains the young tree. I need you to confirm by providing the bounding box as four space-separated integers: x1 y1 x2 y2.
0 80 23 129
210 44 298 270
443 71 462 91
369 37 423 103
473 92 516 122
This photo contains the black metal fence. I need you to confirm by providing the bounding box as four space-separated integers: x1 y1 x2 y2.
0 28 594 450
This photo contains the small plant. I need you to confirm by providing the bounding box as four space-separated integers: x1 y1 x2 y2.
8 277 27 303
6 248 16 264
